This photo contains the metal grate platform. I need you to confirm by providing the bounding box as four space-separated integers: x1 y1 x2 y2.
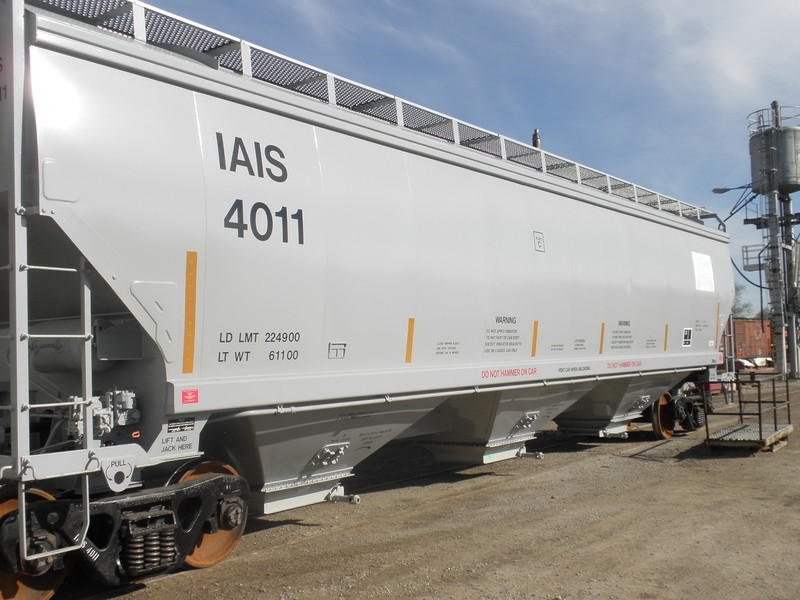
708 423 793 450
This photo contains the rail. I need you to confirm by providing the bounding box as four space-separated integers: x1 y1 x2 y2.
27 0 716 225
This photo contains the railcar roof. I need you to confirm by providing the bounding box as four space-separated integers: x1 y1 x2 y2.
27 0 717 226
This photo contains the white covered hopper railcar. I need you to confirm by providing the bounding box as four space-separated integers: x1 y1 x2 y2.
0 0 733 596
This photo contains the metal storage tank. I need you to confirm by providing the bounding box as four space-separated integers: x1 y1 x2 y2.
748 105 800 195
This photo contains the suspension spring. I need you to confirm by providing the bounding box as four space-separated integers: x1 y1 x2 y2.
160 528 177 563
122 528 180 574
144 533 160 568
123 536 145 571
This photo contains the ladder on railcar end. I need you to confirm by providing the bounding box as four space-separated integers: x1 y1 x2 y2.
5 205 93 564
2 0 91 566
702 373 793 451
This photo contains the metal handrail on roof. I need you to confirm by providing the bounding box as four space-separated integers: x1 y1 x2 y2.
28 0 716 225
748 104 800 134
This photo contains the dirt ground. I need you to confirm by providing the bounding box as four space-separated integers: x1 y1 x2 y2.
64 383 800 600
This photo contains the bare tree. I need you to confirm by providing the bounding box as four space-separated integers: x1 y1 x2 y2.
731 282 754 318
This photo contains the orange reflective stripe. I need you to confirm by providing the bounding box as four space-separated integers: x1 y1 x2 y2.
182 251 198 374
405 318 415 364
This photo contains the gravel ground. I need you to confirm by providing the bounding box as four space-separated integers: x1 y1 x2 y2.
60 382 800 600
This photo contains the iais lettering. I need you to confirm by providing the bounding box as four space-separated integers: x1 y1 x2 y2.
216 132 288 182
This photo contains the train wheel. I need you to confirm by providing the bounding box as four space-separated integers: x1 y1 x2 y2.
651 393 675 440
682 404 706 431
178 462 246 569
676 395 698 431
0 488 68 600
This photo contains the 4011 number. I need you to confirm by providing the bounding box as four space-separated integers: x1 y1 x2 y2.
224 199 304 244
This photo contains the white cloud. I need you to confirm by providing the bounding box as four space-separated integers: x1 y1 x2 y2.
282 0 346 44
301 2 462 58
372 21 466 65
650 0 800 112
495 0 800 116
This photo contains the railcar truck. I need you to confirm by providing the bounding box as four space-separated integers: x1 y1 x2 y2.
0 0 733 596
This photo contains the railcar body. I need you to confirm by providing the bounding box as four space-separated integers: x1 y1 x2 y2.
0 0 732 595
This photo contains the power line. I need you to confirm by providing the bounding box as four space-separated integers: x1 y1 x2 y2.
730 257 768 289
724 191 757 222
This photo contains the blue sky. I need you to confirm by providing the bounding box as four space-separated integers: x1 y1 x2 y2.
152 0 799 313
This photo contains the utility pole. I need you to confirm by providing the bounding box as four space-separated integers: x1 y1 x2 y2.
747 101 800 377
764 184 787 374
783 188 799 376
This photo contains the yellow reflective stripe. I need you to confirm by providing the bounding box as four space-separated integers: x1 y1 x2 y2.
405 318 415 364
599 322 605 355
182 251 198 374
531 320 539 357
